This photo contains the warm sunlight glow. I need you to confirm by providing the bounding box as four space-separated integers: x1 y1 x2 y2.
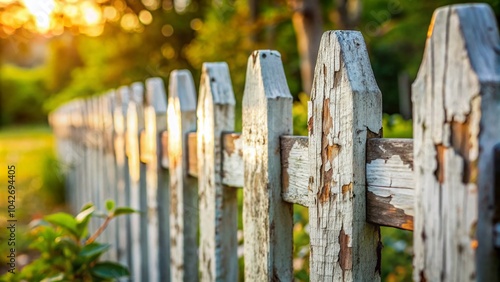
138 10 152 25
22 0 55 32
81 2 101 26
1 0 156 37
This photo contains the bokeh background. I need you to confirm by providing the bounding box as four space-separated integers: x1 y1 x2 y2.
1 0 499 280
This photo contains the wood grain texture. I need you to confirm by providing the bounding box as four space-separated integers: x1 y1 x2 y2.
308 31 382 281
221 133 244 187
242 50 293 281
126 82 147 281
412 4 500 281
281 136 309 207
167 70 199 282
144 77 168 282
366 138 414 230
197 62 238 282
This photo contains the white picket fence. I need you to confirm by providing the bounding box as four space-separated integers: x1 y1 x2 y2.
50 4 500 281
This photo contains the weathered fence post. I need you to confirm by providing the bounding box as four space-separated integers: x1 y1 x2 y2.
412 4 500 281
242 50 293 281
167 70 198 282
308 31 382 281
143 78 169 282
197 63 238 281
114 86 131 268
126 82 147 280
102 92 118 261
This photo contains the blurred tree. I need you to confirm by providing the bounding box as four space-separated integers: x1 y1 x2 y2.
288 0 322 94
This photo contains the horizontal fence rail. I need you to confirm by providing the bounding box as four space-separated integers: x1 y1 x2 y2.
49 3 500 281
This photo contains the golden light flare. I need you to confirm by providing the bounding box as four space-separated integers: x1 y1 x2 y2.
138 10 152 25
22 0 55 33
81 2 102 26
0 0 158 37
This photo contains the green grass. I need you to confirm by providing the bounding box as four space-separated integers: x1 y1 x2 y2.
0 124 65 274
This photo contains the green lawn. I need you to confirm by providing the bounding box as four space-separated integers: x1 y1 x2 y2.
0 124 65 274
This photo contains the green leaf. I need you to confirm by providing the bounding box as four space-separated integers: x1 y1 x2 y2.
91 261 129 279
45 213 79 237
76 206 95 223
76 206 95 239
79 242 110 260
80 202 94 212
41 273 65 282
112 207 138 217
55 237 79 255
105 199 115 212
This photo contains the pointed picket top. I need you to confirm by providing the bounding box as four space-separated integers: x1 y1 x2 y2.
169 70 197 112
168 69 198 282
130 82 145 105
197 62 238 282
412 4 500 281
200 62 236 106
244 50 292 101
145 77 167 113
116 86 130 115
242 50 294 281
308 31 382 281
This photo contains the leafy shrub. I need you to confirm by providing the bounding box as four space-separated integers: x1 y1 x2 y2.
1 200 136 282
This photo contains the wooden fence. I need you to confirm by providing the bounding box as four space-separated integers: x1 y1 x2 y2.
49 4 500 281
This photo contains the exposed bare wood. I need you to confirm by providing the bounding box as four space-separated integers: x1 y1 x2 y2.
242 50 294 281
187 132 198 177
308 31 382 281
281 136 309 207
221 133 244 187
197 62 238 282
366 138 414 230
412 4 500 281
167 70 199 282
144 77 169 282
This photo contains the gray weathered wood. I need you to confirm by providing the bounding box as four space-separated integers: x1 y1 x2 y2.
114 86 131 268
242 50 293 281
366 138 414 230
281 136 309 207
412 4 500 281
197 62 238 282
221 133 244 187
308 31 382 281
144 77 169 282
167 70 198 282
102 92 118 261
126 82 146 281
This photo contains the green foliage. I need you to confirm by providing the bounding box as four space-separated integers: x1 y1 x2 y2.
0 65 47 126
0 201 137 282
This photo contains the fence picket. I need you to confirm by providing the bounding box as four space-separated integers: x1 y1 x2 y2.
143 78 168 282
242 50 294 281
197 63 238 281
103 92 118 261
412 4 500 281
114 86 131 268
167 70 198 282
126 82 147 280
308 31 382 281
